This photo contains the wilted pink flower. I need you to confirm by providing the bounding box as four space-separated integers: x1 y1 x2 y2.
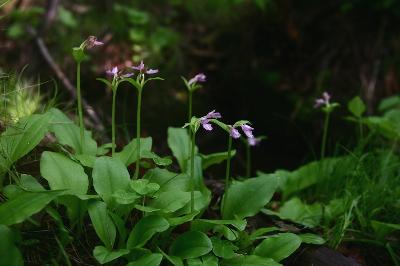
132 60 159 75
314 92 331 108
85 36 104 49
188 73 206 86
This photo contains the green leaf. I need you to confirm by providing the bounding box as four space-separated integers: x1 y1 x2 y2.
148 191 191 213
20 174 44 191
92 156 130 206
298 233 326 245
371 220 400 239
0 225 23 266
127 215 169 248
143 168 190 193
222 174 278 219
221 255 281 266
249 227 281 241
267 197 322 228
88 201 116 249
170 231 213 259
0 112 50 177
378 95 400 112
93 246 129 264
122 77 142 91
348 96 366 118
48 108 97 155
192 219 247 231
167 127 196 171
200 150 236 170
130 179 160 195
253 233 301 262
40 152 88 195
211 237 238 259
96 78 112 88
115 137 152 166
112 190 140 205
128 253 163 266
167 211 199 226
0 190 64 225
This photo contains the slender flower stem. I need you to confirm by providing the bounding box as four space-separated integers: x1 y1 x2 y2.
188 90 193 122
225 136 233 190
76 62 84 152
321 112 330 159
190 129 196 213
246 142 251 178
134 88 142 179
111 86 117 156
187 90 193 162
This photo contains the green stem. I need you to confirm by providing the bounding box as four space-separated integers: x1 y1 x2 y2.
225 136 233 190
321 112 330 159
76 62 84 152
190 130 196 213
134 88 142 179
358 117 363 141
246 142 251 178
111 87 117 156
187 90 193 162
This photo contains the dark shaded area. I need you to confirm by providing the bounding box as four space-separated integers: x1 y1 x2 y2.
2 0 400 175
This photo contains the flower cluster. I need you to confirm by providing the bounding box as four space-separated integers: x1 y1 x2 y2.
84 36 104 49
229 123 258 146
106 61 159 81
199 110 222 131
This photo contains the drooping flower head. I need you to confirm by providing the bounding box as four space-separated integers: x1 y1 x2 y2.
132 60 159 75
85 36 104 49
314 92 331 108
188 73 206 86
200 110 222 131
248 137 261 146
241 124 254 138
229 126 241 139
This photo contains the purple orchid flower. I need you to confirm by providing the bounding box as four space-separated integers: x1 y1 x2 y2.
132 60 159 75
199 110 222 131
229 126 241 139
188 73 206 86
106 66 134 79
106 66 119 79
241 124 254 138
314 92 331 108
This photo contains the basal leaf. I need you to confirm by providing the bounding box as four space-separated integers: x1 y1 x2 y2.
127 215 169 248
170 231 213 259
253 233 301 262
88 201 116 249
93 246 129 264
222 174 278 219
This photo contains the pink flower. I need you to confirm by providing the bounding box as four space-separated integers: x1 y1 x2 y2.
188 73 206 86
199 110 222 131
132 60 159 75
314 92 331 108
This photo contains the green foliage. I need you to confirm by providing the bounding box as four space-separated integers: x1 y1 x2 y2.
253 233 302 262
88 201 116 250
0 225 23 266
170 231 213 259
222 174 278 219
127 215 169 248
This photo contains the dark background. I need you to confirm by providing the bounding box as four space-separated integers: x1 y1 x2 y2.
2 0 400 175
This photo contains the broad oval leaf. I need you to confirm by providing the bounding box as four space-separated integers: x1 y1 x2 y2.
0 190 64 225
148 190 191 213
93 246 129 264
115 137 152 166
167 127 192 171
92 156 130 206
88 201 116 249
130 179 160 195
222 174 278 219
170 231 213 259
127 253 163 266
348 96 366 118
40 151 88 195
253 233 301 262
298 233 325 245
48 108 97 155
0 225 23 266
127 215 169 248
211 237 238 259
221 255 281 266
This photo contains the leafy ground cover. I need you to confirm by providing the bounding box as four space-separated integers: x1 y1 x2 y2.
0 32 399 266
